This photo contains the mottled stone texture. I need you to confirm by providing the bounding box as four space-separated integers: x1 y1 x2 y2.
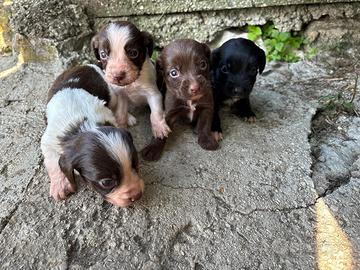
85 0 359 16
96 3 360 47
6 1 360 58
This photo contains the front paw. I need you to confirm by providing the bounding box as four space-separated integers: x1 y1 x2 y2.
212 131 224 142
50 175 76 201
115 115 128 129
127 113 137 126
232 108 257 123
244 116 256 123
151 114 171 139
141 143 163 161
198 134 219 151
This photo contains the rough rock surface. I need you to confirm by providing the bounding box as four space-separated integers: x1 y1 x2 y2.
85 0 360 17
7 1 360 57
0 49 359 268
95 3 360 47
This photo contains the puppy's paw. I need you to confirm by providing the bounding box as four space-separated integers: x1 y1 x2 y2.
212 131 224 142
244 116 257 123
127 113 137 126
198 134 219 151
115 115 128 129
141 143 163 161
151 114 171 139
49 175 76 201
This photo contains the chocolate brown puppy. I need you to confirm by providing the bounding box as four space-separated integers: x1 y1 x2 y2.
141 39 218 161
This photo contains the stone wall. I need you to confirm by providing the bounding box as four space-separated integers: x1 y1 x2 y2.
2 0 360 61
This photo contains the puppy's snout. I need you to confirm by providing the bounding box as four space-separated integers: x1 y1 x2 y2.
190 82 200 95
131 191 143 202
113 71 126 82
233 87 244 95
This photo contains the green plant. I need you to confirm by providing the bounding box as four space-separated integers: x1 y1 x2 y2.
247 22 317 62
151 49 159 62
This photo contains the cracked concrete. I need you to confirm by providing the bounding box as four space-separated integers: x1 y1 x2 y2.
0 49 359 269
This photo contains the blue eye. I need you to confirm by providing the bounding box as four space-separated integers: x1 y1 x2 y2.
100 50 108 59
199 60 207 70
99 178 117 189
169 69 179 78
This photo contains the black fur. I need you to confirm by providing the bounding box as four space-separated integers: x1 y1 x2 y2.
210 38 266 133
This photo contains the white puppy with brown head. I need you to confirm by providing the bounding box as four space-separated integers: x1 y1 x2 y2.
41 65 144 207
91 21 170 139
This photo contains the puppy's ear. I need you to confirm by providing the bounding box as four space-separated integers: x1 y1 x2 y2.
156 55 166 94
141 31 154 57
202 43 211 60
210 48 220 70
156 56 163 72
256 47 266 74
58 152 76 186
91 35 100 60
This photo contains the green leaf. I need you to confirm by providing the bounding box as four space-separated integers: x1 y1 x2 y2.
278 32 291 42
247 25 262 41
274 42 284 52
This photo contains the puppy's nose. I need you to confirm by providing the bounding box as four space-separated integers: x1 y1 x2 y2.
113 72 126 82
190 83 200 95
130 191 142 202
234 88 243 95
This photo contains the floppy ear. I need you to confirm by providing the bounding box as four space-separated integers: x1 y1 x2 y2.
202 43 211 60
91 35 100 60
156 55 166 95
141 31 154 57
257 47 266 74
210 48 221 70
58 152 76 186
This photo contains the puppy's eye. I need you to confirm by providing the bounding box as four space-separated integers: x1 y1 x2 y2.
169 69 179 78
128 49 139 59
199 60 207 70
99 178 117 190
221 65 229 74
100 50 108 59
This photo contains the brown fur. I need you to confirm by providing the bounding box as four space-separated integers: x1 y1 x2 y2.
141 39 218 161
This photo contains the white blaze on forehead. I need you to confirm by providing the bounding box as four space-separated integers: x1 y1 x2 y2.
107 23 131 57
94 129 131 169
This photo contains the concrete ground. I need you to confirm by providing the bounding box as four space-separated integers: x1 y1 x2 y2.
0 52 359 269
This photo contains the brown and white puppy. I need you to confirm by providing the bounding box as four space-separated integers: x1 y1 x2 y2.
91 21 170 139
41 64 144 207
141 39 219 161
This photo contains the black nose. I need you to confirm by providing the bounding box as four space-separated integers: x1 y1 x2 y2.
130 191 142 202
114 72 126 82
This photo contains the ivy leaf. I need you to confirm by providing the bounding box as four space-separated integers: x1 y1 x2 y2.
247 25 262 41
278 32 291 42
274 42 284 52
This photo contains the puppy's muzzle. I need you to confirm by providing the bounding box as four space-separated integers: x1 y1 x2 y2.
232 87 247 98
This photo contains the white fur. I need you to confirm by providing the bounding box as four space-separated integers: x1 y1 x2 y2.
107 23 131 60
67 77 80 83
110 58 171 138
41 88 117 154
94 129 131 169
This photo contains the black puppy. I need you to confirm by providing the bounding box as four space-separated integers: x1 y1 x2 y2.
210 38 266 140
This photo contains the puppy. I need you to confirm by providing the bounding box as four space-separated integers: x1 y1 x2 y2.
41 64 144 207
91 21 170 139
141 39 218 161
211 38 266 139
